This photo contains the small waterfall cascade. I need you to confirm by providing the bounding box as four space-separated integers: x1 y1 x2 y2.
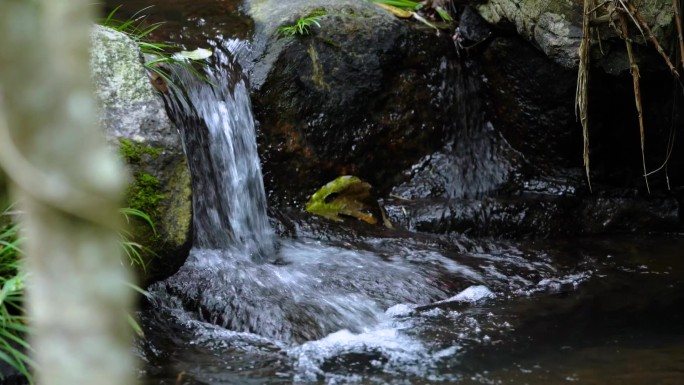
164 45 275 260
155 44 455 343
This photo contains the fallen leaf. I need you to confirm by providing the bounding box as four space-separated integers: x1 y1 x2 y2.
305 175 380 224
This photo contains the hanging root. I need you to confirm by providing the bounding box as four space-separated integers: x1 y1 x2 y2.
576 0 593 191
619 11 651 193
624 1 680 78
675 0 684 70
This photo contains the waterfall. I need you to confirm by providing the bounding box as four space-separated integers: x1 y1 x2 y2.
164 46 275 260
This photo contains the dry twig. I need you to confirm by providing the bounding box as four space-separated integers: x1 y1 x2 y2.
625 1 680 78
674 0 684 70
619 11 651 192
576 0 593 190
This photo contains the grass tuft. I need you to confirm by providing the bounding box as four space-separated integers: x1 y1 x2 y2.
277 10 328 37
98 6 211 91
0 210 34 384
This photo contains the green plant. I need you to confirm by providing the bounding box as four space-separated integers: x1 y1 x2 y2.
0 204 157 381
118 138 162 163
0 212 33 383
368 0 452 29
277 10 328 37
98 6 211 90
119 207 157 273
369 0 421 10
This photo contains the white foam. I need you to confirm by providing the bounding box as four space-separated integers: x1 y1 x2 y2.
440 285 496 303
289 326 433 382
385 303 416 318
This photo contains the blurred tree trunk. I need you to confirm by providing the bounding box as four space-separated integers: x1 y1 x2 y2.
0 1 136 385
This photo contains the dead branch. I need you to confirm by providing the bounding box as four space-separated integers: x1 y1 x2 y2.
674 0 684 69
577 0 593 191
619 11 651 193
624 1 680 78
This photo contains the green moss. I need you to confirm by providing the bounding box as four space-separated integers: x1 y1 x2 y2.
118 138 162 164
308 43 330 90
127 171 165 218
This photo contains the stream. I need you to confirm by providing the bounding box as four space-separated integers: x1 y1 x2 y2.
108 1 684 384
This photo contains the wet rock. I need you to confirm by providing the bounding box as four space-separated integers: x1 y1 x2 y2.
244 0 682 237
91 25 191 282
478 35 581 171
383 190 680 238
457 6 493 43
245 0 461 206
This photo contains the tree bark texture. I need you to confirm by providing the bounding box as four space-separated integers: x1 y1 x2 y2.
0 1 136 385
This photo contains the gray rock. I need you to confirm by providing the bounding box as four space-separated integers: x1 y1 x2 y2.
476 0 675 69
90 25 191 282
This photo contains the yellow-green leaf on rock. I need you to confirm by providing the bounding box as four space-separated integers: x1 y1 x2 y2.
305 175 379 225
373 3 412 18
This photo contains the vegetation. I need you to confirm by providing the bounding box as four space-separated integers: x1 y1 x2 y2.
305 175 381 225
118 139 166 218
0 205 155 382
118 138 161 163
119 207 156 272
275 1 454 38
98 6 211 91
277 10 328 36
368 0 453 29
0 213 33 383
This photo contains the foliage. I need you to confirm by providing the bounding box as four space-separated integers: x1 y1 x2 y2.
127 172 164 219
277 10 328 37
369 0 421 10
305 175 380 224
0 204 156 381
0 215 33 384
98 6 211 91
117 139 165 218
118 138 161 163
368 0 453 27
119 207 157 273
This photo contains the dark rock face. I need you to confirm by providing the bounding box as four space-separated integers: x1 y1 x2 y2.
479 35 581 171
246 1 683 237
247 0 462 206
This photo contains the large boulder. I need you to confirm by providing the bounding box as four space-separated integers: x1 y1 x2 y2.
90 25 191 282
246 0 463 206
242 0 682 237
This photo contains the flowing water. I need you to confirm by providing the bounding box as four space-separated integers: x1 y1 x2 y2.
107 1 684 384
164 42 275 258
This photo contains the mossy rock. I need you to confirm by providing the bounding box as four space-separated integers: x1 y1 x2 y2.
91 25 192 283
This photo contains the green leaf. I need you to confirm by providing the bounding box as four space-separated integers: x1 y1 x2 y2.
435 6 453 22
305 176 379 224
